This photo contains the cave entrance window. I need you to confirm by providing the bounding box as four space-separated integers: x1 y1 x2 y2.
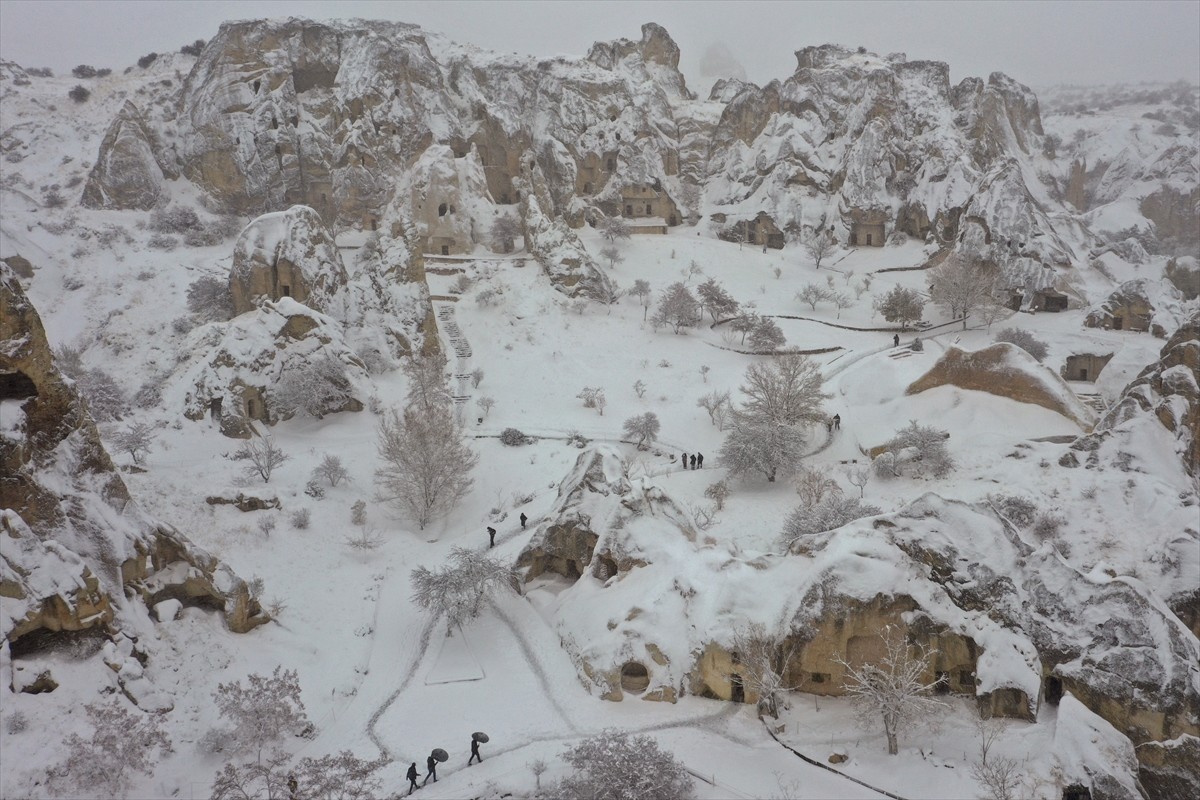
441 245 450 256
850 232 858 246
583 182 592 193
810 672 829 684
668 215 677 226
645 204 652 215
625 205 633 216
252 80 261 93
438 203 448 217
1078 368 1088 381
500 193 510 204
0 370 38 400
606 158 616 171
271 117 278 130
957 669 976 688
209 397 223 420
1062 786 1091 800
513 190 521 201
280 285 290 297
320 193 327 204
274 144 281 156
1112 316 1123 330
866 233 873 246
246 398 258 418
620 662 649 694
730 673 745 703
370 219 377 231
1045 676 1063 706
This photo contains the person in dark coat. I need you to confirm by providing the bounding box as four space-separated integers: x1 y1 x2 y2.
519 512 527 529
406 763 420 794
487 526 496 548
682 452 689 470
833 414 841 430
689 454 697 469
468 737 482 765
893 333 900 347
697 453 704 468
423 754 438 785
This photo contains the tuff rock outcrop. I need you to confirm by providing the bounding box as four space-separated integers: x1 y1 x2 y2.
80 101 175 210
0 266 266 694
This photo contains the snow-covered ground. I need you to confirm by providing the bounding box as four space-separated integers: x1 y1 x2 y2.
1 64 1196 800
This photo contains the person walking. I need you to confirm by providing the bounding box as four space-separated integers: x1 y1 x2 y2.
682 451 689 470
519 512 527 529
406 763 420 794
696 453 704 468
423 754 438 785
689 454 697 470
893 333 900 347
487 526 496 548
833 414 841 430
468 737 482 765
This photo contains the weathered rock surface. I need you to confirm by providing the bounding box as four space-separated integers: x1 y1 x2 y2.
906 343 1095 427
80 101 174 210
1137 734 1200 800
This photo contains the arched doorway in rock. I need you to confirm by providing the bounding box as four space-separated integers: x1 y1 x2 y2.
0 369 38 400
620 661 649 694
730 672 745 703
1044 676 1063 706
1062 785 1090 800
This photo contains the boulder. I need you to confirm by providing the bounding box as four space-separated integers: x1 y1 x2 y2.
80 101 172 210
1137 734 1200 800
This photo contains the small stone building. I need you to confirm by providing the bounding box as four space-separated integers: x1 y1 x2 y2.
1062 353 1113 383
847 208 888 247
620 183 680 227
1085 282 1154 333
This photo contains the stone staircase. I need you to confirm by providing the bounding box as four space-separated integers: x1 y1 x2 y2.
435 304 473 416
1074 391 1107 415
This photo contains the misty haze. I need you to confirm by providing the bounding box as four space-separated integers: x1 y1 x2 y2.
0 3 1197 800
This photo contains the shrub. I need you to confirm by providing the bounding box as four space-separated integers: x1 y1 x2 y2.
186 275 231 322
96 68 111 78
5 710 28 734
27 67 53 78
988 494 1038 528
290 508 311 530
68 85 91 103
149 205 201 233
137 52 158 69
704 479 730 510
43 191 65 208
874 421 953 479
1032 510 1065 539
147 234 177 251
995 328 1048 362
71 65 97 79
76 368 128 421
500 427 530 446
780 496 882 551
180 39 207 56
558 730 692 800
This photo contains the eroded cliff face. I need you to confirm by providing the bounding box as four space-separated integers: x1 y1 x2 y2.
0 267 266 688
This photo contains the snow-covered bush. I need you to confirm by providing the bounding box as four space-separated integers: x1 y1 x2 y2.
410 546 518 631
68 85 90 103
76 368 128 422
988 494 1038 528
994 328 1048 362
490 214 521 253
147 233 177 251
290 508 311 530
500 427 531 446
704 479 730 510
49 701 173 797
312 454 350 487
780 496 882 552
622 412 660 449
270 353 355 419
1032 510 1065 539
874 286 925 328
212 749 383 800
212 667 311 764
136 52 158 68
874 421 953 479
4 710 28 734
557 729 692 800
186 275 231 322
149 204 201 234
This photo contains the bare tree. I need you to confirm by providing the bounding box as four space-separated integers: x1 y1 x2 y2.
780 495 881 552
490 214 521 253
804 231 835 268
629 279 653 322
49 702 173 798
730 623 800 718
375 404 478 530
697 390 731 426
700 365 710 383
410 546 518 631
794 465 842 508
633 379 647 398
652 282 700 333
470 367 485 388
312 453 350 487
186 274 232 322
600 246 624 268
796 283 833 311
528 759 548 790
704 479 731 510
477 396 495 417
929 255 998 329
599 215 632 243
749 317 786 350
558 729 692 800
873 286 926 329
213 666 311 765
111 422 155 464
831 291 852 318
622 412 661 449
236 435 290 483
971 756 1026 800
845 464 872 498
738 354 830 428
837 626 945 755
730 312 759 344
402 353 452 412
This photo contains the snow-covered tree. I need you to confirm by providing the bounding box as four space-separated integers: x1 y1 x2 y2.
748 316 786 350
558 729 693 800
697 277 740 321
704 478 731 510
490 214 521 253
410 546 518 631
874 421 954 479
730 311 759 344
312 453 350 487
402 353 452 413
873 286 925 329
780 495 882 552
74 367 127 421
793 465 842 508
598 215 632 243
651 282 700 334
929 255 998 329
375 404 478 530
271 353 355 419
719 416 807 483
796 283 833 311
738 354 829 428
994 327 1048 362
236 435 290 483
471 367 485 388
600 245 624 268
212 749 384 800
622 412 661 449
213 666 311 765
971 756 1025 800
186 274 232 322
804 231 835 268
729 623 799 718
111 421 155 464
49 701 173 797
477 396 495 417
845 464 872 498
838 625 945 755
629 279 653 321
697 389 731 426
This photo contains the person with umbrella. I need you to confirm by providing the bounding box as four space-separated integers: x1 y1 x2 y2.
468 731 489 765
422 752 439 785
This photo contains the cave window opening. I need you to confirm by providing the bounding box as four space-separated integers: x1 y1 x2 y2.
441 245 450 256
619 661 649 694
438 203 448 217
280 285 290 297
1045 676 1063 706
252 80 261 93
810 672 829 684
645 204 652 215
730 673 745 703
625 205 633 216
606 158 616 171
0 370 38 400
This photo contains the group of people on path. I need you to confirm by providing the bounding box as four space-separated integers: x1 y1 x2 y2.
406 737 487 794
487 512 527 548
826 413 841 433
680 451 704 470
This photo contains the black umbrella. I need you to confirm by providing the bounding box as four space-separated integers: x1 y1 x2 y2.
472 731 490 744
431 748 449 763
